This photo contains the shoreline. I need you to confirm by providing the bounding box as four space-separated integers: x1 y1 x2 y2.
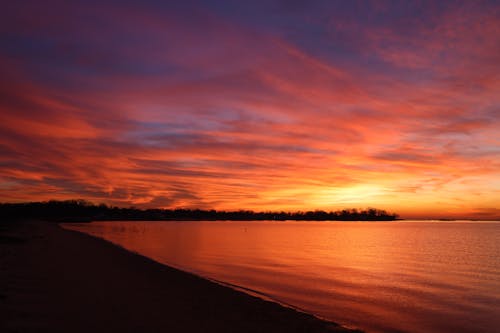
0 220 360 332
62 224 345 329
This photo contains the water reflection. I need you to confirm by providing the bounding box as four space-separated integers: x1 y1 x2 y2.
63 221 500 333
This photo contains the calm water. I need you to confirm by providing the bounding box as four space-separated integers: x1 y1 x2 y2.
63 221 500 333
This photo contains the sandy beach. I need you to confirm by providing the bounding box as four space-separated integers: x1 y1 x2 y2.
0 220 358 333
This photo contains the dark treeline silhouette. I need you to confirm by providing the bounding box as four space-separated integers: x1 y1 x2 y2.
0 200 399 222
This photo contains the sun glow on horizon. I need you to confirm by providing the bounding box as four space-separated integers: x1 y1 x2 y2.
314 185 386 205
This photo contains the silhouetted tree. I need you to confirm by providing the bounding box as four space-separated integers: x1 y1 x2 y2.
0 200 399 222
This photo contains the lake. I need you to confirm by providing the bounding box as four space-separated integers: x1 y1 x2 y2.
62 221 500 333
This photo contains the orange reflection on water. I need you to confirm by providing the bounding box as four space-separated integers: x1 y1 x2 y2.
64 221 500 333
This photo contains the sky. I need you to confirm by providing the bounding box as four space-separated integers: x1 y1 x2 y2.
1 0 499 219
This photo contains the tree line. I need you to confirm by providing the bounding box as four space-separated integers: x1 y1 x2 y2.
0 200 399 222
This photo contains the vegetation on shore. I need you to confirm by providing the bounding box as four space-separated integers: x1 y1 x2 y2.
0 200 399 222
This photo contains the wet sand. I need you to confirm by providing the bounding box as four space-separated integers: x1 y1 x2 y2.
0 220 359 333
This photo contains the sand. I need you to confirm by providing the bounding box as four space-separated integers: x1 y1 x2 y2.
0 220 359 333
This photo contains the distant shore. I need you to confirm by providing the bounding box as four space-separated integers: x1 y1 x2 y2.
0 220 359 333
0 200 399 221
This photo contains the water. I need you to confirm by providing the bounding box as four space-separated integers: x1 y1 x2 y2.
63 221 500 333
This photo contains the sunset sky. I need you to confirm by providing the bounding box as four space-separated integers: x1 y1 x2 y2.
1 0 499 219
